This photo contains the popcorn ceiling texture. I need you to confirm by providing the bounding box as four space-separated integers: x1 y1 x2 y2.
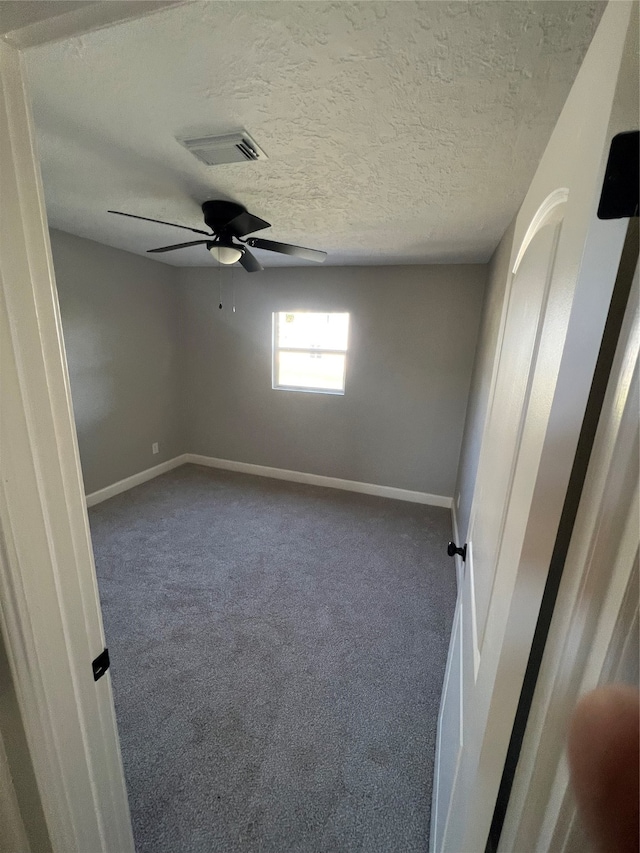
26 1 604 267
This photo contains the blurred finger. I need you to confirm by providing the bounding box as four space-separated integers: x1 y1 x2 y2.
568 685 639 853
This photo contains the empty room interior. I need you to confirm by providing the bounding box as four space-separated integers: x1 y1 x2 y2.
7 1 634 851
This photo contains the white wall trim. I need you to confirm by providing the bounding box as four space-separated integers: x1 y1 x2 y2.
86 452 452 509
86 455 189 507
185 454 452 507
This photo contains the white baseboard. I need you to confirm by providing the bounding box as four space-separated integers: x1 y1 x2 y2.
185 453 452 508
85 455 188 507
86 452 453 509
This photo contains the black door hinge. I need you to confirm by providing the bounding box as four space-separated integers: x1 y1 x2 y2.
447 541 467 562
597 130 639 219
92 648 110 681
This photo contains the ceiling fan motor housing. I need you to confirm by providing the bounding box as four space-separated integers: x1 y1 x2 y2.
202 200 245 234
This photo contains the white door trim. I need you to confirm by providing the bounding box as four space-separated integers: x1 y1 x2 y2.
0 40 134 853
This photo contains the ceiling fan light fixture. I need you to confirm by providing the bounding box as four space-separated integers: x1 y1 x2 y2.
209 244 243 265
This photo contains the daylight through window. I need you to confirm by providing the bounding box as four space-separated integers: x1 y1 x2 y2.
273 312 350 394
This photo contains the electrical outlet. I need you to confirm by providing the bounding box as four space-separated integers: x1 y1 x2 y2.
152 442 159 455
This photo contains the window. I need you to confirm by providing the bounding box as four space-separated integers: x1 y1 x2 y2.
272 312 350 394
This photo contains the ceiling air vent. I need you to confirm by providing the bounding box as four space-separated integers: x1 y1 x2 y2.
179 131 267 166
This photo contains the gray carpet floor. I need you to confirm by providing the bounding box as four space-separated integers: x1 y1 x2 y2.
90 464 457 853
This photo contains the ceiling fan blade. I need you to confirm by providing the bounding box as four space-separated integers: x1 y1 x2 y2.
245 237 327 263
147 240 210 253
108 210 211 236
226 210 271 238
238 248 263 273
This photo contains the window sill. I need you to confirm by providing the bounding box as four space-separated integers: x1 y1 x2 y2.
272 384 345 396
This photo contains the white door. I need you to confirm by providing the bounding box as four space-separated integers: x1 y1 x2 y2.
498 261 639 853
430 3 637 851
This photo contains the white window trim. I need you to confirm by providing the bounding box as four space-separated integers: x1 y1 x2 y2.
272 313 348 395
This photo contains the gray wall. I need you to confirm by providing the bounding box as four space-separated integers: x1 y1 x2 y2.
50 229 182 494
179 264 487 497
453 218 516 536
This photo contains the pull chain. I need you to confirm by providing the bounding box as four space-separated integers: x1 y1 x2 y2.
232 265 236 313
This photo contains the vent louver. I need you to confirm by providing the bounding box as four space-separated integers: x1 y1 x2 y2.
179 131 267 166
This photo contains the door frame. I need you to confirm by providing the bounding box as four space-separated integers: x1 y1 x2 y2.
0 36 135 853
0 6 190 848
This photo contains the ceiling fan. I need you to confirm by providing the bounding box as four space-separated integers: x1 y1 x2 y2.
108 201 327 272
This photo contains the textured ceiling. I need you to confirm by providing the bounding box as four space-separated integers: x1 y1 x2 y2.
25 1 604 267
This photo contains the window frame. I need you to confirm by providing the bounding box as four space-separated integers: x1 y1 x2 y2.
271 311 349 395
